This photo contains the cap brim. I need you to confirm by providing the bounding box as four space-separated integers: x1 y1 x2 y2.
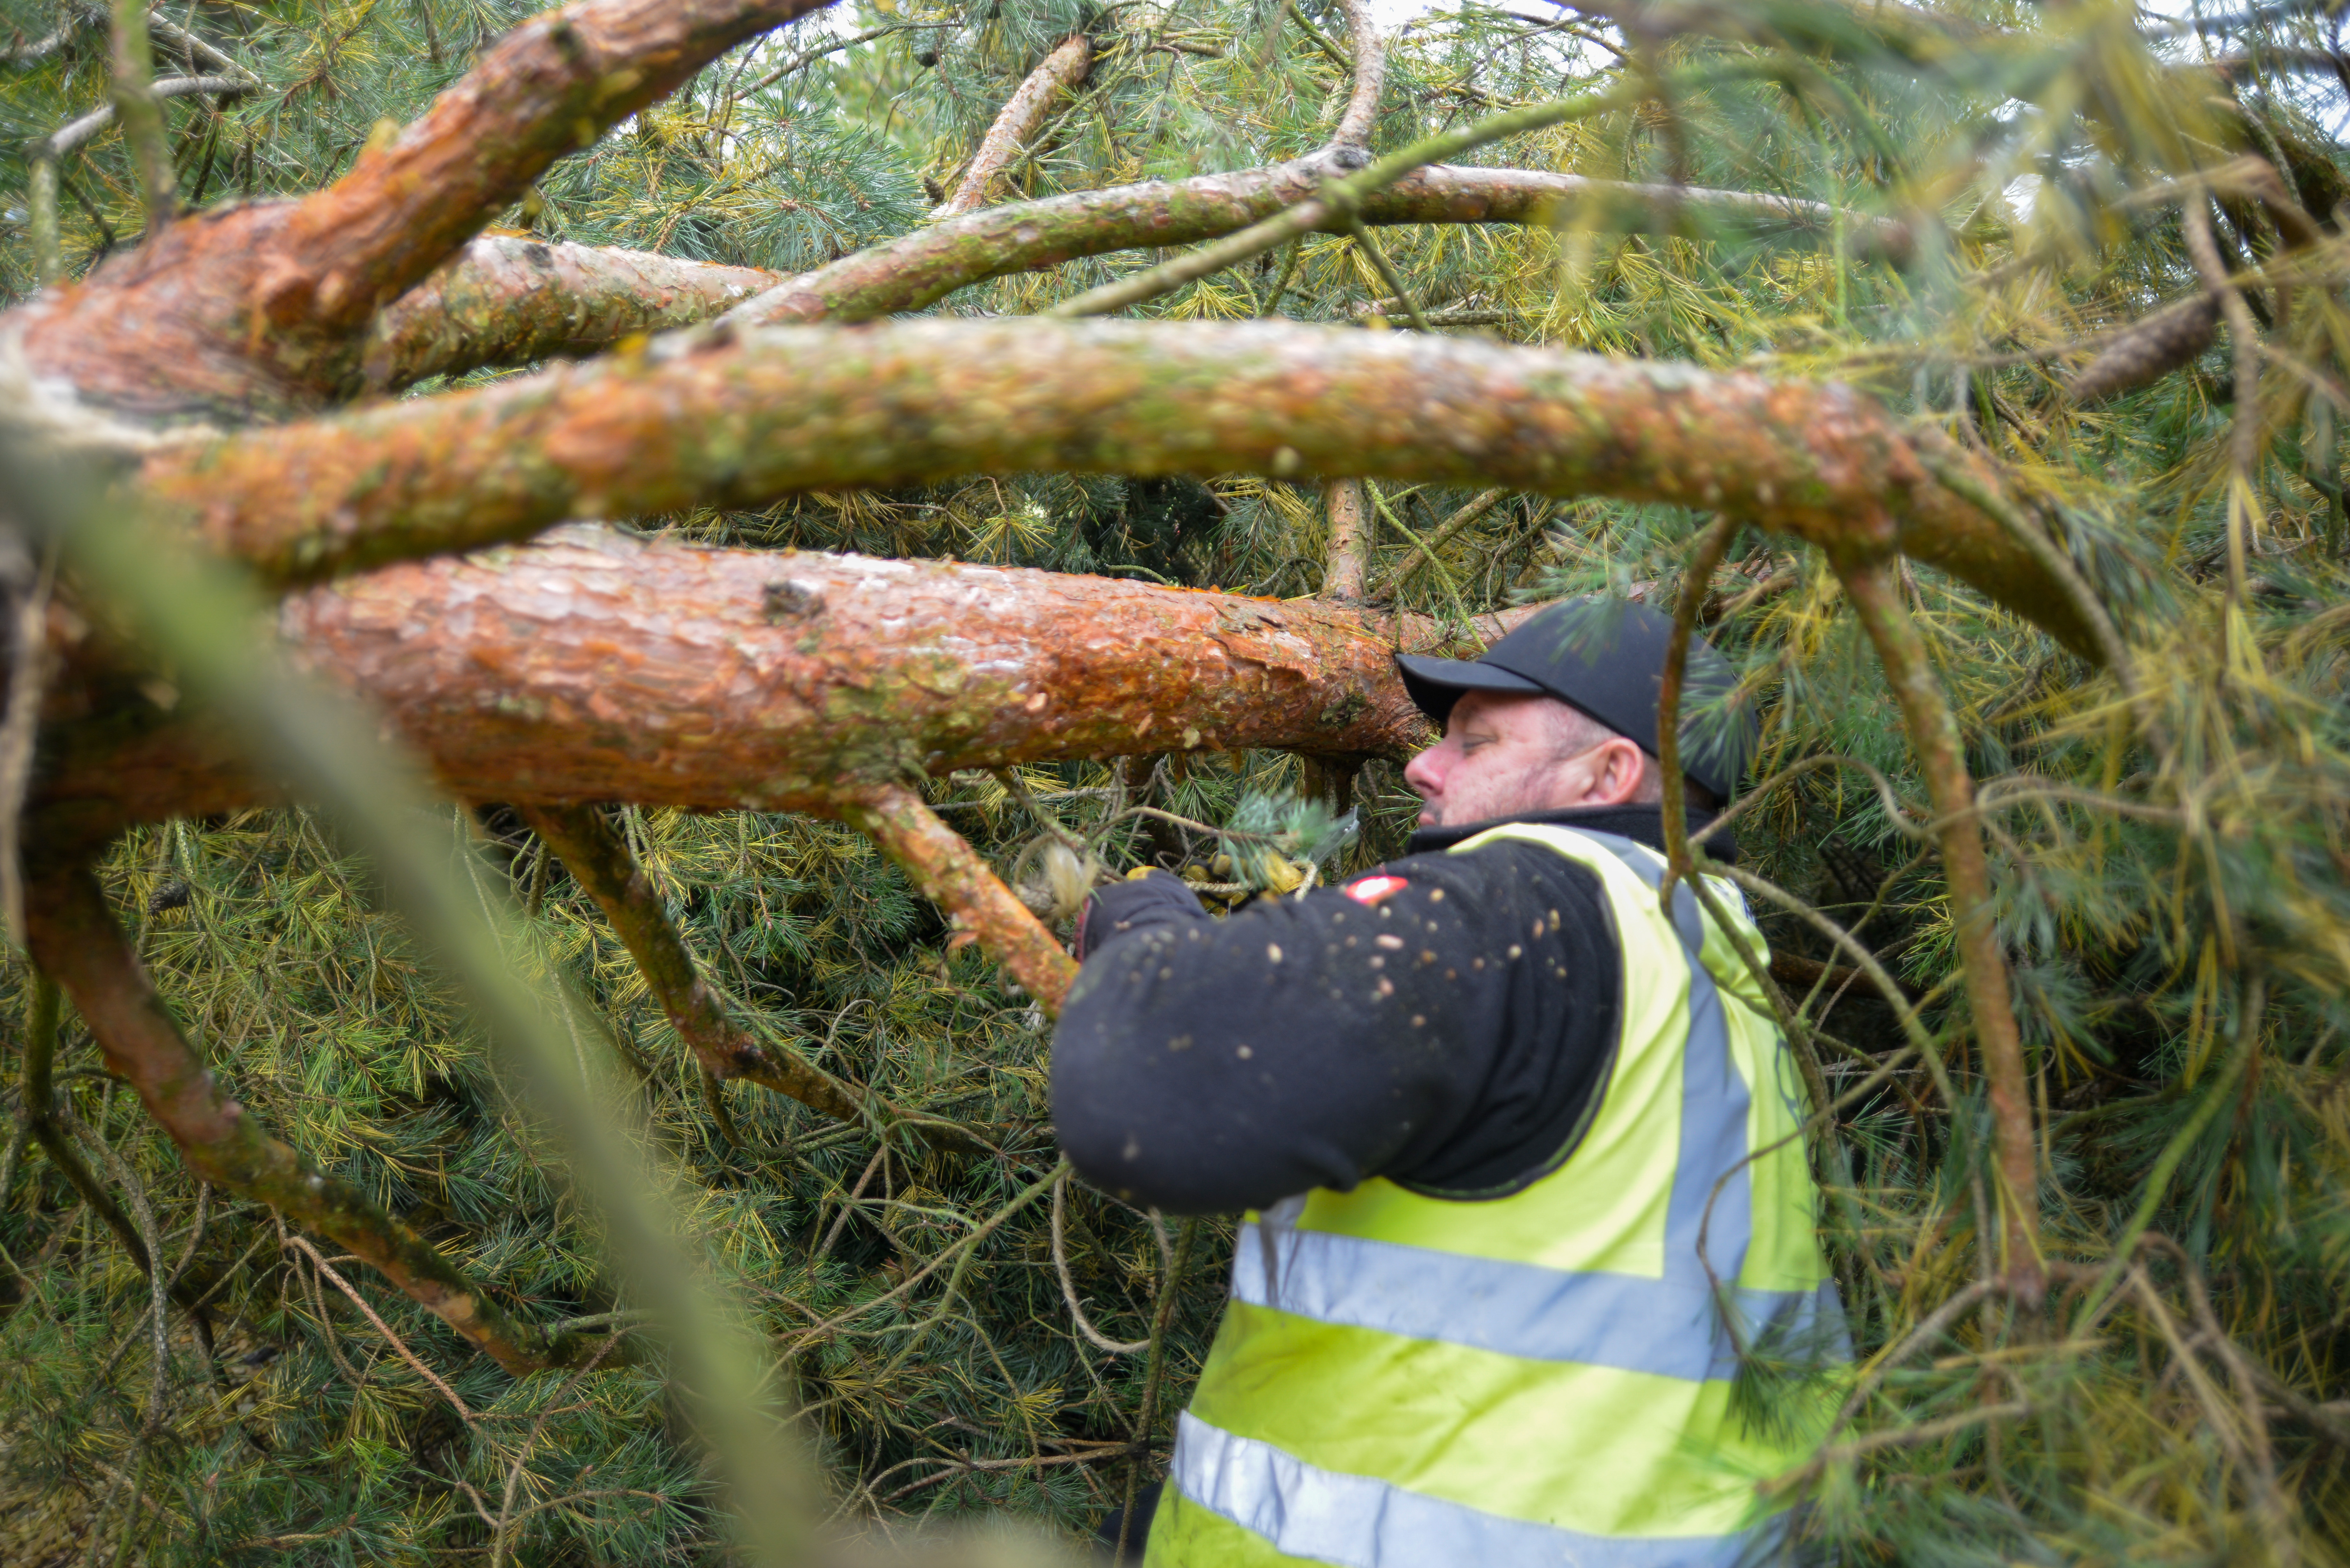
1394 652 1546 726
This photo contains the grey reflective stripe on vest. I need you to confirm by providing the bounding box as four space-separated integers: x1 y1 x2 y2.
1170 1412 1771 1568
1230 1220 1838 1379
1573 831 1753 1296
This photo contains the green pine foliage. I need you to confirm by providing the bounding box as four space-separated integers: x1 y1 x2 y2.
10 0 2350 1560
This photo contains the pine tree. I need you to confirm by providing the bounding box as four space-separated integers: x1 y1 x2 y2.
5 0 2350 1561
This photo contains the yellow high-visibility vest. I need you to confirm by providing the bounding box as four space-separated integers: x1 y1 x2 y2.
1145 825 1845 1568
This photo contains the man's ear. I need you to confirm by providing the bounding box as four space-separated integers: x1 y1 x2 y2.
1591 738 1649 806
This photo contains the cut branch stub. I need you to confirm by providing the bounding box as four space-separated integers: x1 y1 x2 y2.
14 0 840 421
23 861 605 1374
141 318 2097 658
516 803 985 1153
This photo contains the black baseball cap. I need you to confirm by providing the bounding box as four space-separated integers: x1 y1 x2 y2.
1394 598 1755 799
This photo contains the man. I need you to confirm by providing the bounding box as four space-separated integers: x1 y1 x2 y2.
1053 598 1844 1568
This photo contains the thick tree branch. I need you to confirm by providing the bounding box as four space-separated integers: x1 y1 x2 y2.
14 0 841 421
366 173 1799 387
835 783 1080 1014
1837 557 2043 1300
515 803 985 1151
724 160 1914 331
1328 0 1385 149
22 861 605 1374
31 531 1467 848
363 237 784 392
934 33 1092 219
1322 479 1371 603
348 161 1911 388
140 319 2098 656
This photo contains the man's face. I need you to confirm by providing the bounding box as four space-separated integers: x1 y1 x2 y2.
1402 691 1648 829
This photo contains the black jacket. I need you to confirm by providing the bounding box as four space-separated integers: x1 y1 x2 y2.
1050 805 1734 1214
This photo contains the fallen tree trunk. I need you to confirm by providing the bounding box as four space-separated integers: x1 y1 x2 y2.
29 529 1474 850
135 318 2096 656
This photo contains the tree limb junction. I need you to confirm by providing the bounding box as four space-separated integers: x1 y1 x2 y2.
13 0 845 420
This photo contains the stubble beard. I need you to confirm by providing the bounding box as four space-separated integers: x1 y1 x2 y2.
1420 761 1573 832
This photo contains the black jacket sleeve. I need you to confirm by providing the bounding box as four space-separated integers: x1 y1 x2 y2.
1050 842 1622 1214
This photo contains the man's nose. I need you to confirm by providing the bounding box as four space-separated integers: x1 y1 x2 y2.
1403 746 1443 797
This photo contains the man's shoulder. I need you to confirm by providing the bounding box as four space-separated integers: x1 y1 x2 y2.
1332 837 1608 914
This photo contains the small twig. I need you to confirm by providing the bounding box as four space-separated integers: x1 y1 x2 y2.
1345 219 1431 331
879 1446 1134 1505
286 1232 474 1424
489 1329 628 1568
144 7 258 83
3 15 81 66
836 783 1078 1014
1051 1168 1151 1353
33 73 257 160
1117 1214 1202 1561
737 23 944 101
813 1145 887 1266
78 1129 172 1436
1838 557 2043 1300
1046 71 1707 318
1383 488 1507 594
515 805 957 1145
1365 481 1474 627
2071 980 2262 1326
2144 1233 2295 1559
0 535 56 947
1812 1398 2033 1465
1913 444 2133 692
2183 195 2264 607
108 0 177 225
780 1158 1065 1360
19 970 156 1276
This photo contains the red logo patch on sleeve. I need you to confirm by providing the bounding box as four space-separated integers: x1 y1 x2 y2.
1342 874 1409 906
